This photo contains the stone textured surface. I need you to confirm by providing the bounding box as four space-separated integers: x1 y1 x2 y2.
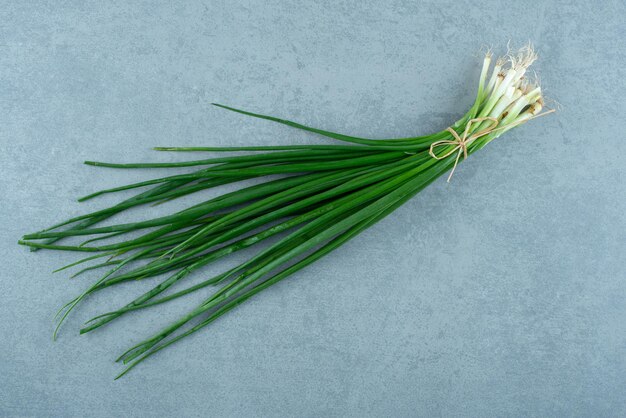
1 1 624 416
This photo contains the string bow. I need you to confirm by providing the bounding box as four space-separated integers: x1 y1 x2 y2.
429 117 499 182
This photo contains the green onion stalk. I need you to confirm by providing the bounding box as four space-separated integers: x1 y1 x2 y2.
20 44 553 378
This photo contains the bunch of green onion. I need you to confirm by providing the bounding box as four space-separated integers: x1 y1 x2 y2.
20 44 552 378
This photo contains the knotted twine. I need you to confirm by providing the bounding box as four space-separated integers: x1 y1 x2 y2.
429 117 499 182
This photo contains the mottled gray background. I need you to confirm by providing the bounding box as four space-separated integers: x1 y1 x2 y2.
1 1 624 417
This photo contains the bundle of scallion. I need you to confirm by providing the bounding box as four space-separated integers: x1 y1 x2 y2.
20 44 553 378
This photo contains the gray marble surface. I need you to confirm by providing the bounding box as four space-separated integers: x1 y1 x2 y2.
1 1 624 417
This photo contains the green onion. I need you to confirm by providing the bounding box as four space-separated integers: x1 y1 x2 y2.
20 44 553 378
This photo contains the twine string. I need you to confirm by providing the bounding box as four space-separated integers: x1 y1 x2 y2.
429 117 499 182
